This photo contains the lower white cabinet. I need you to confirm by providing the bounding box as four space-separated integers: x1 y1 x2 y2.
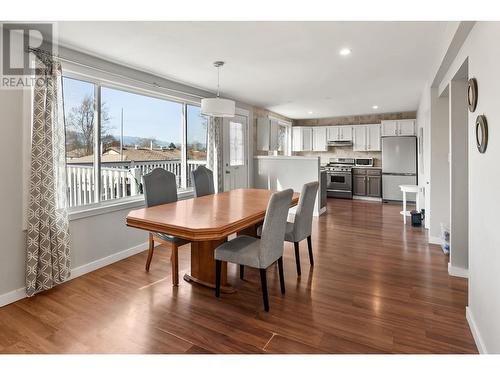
353 124 381 151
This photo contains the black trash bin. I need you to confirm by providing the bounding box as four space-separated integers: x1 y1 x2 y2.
411 210 422 227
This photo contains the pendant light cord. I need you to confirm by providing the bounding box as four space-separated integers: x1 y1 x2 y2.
216 65 220 98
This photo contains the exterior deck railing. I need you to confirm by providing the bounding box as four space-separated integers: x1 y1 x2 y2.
66 159 206 208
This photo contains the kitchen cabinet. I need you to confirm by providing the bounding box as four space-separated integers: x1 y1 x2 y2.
353 126 367 151
327 126 352 142
353 124 381 151
398 119 416 136
381 119 416 136
353 174 367 196
312 127 328 151
257 117 280 151
367 124 381 151
352 168 382 198
367 174 382 197
292 127 313 152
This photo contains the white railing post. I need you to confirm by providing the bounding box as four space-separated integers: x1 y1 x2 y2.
129 168 141 196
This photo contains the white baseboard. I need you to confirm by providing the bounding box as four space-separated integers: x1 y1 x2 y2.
315 206 327 216
352 195 382 202
428 235 441 245
0 287 27 308
70 241 148 279
0 241 149 308
466 306 487 354
448 263 469 278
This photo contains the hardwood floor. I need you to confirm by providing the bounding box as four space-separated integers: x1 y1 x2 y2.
0 199 477 354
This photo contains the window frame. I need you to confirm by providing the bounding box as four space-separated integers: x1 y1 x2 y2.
62 70 208 216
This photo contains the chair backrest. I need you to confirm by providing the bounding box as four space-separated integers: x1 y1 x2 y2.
142 168 178 208
191 165 215 197
291 181 319 241
259 189 294 266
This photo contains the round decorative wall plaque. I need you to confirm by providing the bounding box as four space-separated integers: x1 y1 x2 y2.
467 78 478 112
475 115 488 153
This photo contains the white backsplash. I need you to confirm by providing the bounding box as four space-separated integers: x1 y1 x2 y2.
294 149 382 167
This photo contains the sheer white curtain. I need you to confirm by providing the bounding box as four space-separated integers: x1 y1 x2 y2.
206 117 223 193
26 55 71 297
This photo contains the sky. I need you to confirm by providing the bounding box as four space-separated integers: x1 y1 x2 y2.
62 77 207 146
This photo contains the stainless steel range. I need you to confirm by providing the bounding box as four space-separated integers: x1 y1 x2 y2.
325 157 355 199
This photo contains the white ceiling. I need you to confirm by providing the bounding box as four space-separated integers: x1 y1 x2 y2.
57 21 450 119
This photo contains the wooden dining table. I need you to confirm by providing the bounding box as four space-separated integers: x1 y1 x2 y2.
126 188 299 293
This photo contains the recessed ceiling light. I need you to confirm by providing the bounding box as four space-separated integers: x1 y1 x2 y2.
308 111 313 114
339 48 351 56
372 105 379 109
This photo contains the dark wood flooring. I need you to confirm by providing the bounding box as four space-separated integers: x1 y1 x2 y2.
0 199 477 353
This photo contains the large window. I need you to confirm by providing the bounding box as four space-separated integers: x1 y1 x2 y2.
62 76 208 208
186 104 208 187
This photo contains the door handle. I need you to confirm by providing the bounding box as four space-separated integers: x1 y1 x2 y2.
225 170 230 174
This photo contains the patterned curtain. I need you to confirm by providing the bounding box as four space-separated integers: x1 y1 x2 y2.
206 117 224 192
26 55 71 297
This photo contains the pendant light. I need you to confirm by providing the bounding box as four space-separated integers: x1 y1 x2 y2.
201 61 235 118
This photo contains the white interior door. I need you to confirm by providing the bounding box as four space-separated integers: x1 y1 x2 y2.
223 114 249 191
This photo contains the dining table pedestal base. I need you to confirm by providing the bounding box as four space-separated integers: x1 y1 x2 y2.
183 238 236 294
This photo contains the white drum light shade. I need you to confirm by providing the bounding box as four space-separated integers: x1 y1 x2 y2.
201 97 235 118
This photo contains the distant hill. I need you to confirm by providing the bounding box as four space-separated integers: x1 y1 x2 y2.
121 136 172 148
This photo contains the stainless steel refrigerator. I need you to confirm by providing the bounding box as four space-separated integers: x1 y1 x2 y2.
382 136 417 201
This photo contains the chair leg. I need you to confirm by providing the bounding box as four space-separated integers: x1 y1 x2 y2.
277 257 285 294
215 260 222 298
307 235 314 266
240 265 244 280
145 233 154 271
259 268 269 312
294 242 302 276
171 244 179 286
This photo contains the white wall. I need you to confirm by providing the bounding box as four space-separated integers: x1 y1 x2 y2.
429 87 450 241
416 85 431 229
435 21 500 353
0 89 26 296
253 156 321 216
449 78 469 272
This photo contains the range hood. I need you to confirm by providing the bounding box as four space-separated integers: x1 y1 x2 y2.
327 140 353 147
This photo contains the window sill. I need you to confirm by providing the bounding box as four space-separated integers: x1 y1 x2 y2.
68 189 195 221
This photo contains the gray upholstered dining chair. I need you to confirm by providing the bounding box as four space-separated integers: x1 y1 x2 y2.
142 168 190 286
285 181 319 276
214 189 293 312
191 165 215 197
257 181 319 276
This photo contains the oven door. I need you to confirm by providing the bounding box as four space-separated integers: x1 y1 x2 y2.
327 172 352 192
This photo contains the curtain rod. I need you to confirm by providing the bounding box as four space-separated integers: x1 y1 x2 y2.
27 47 207 100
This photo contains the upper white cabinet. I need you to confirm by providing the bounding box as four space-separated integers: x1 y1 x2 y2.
353 126 367 152
257 117 280 150
327 126 353 141
353 124 381 151
312 127 328 151
381 119 416 136
398 119 416 136
367 124 381 151
292 127 313 152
